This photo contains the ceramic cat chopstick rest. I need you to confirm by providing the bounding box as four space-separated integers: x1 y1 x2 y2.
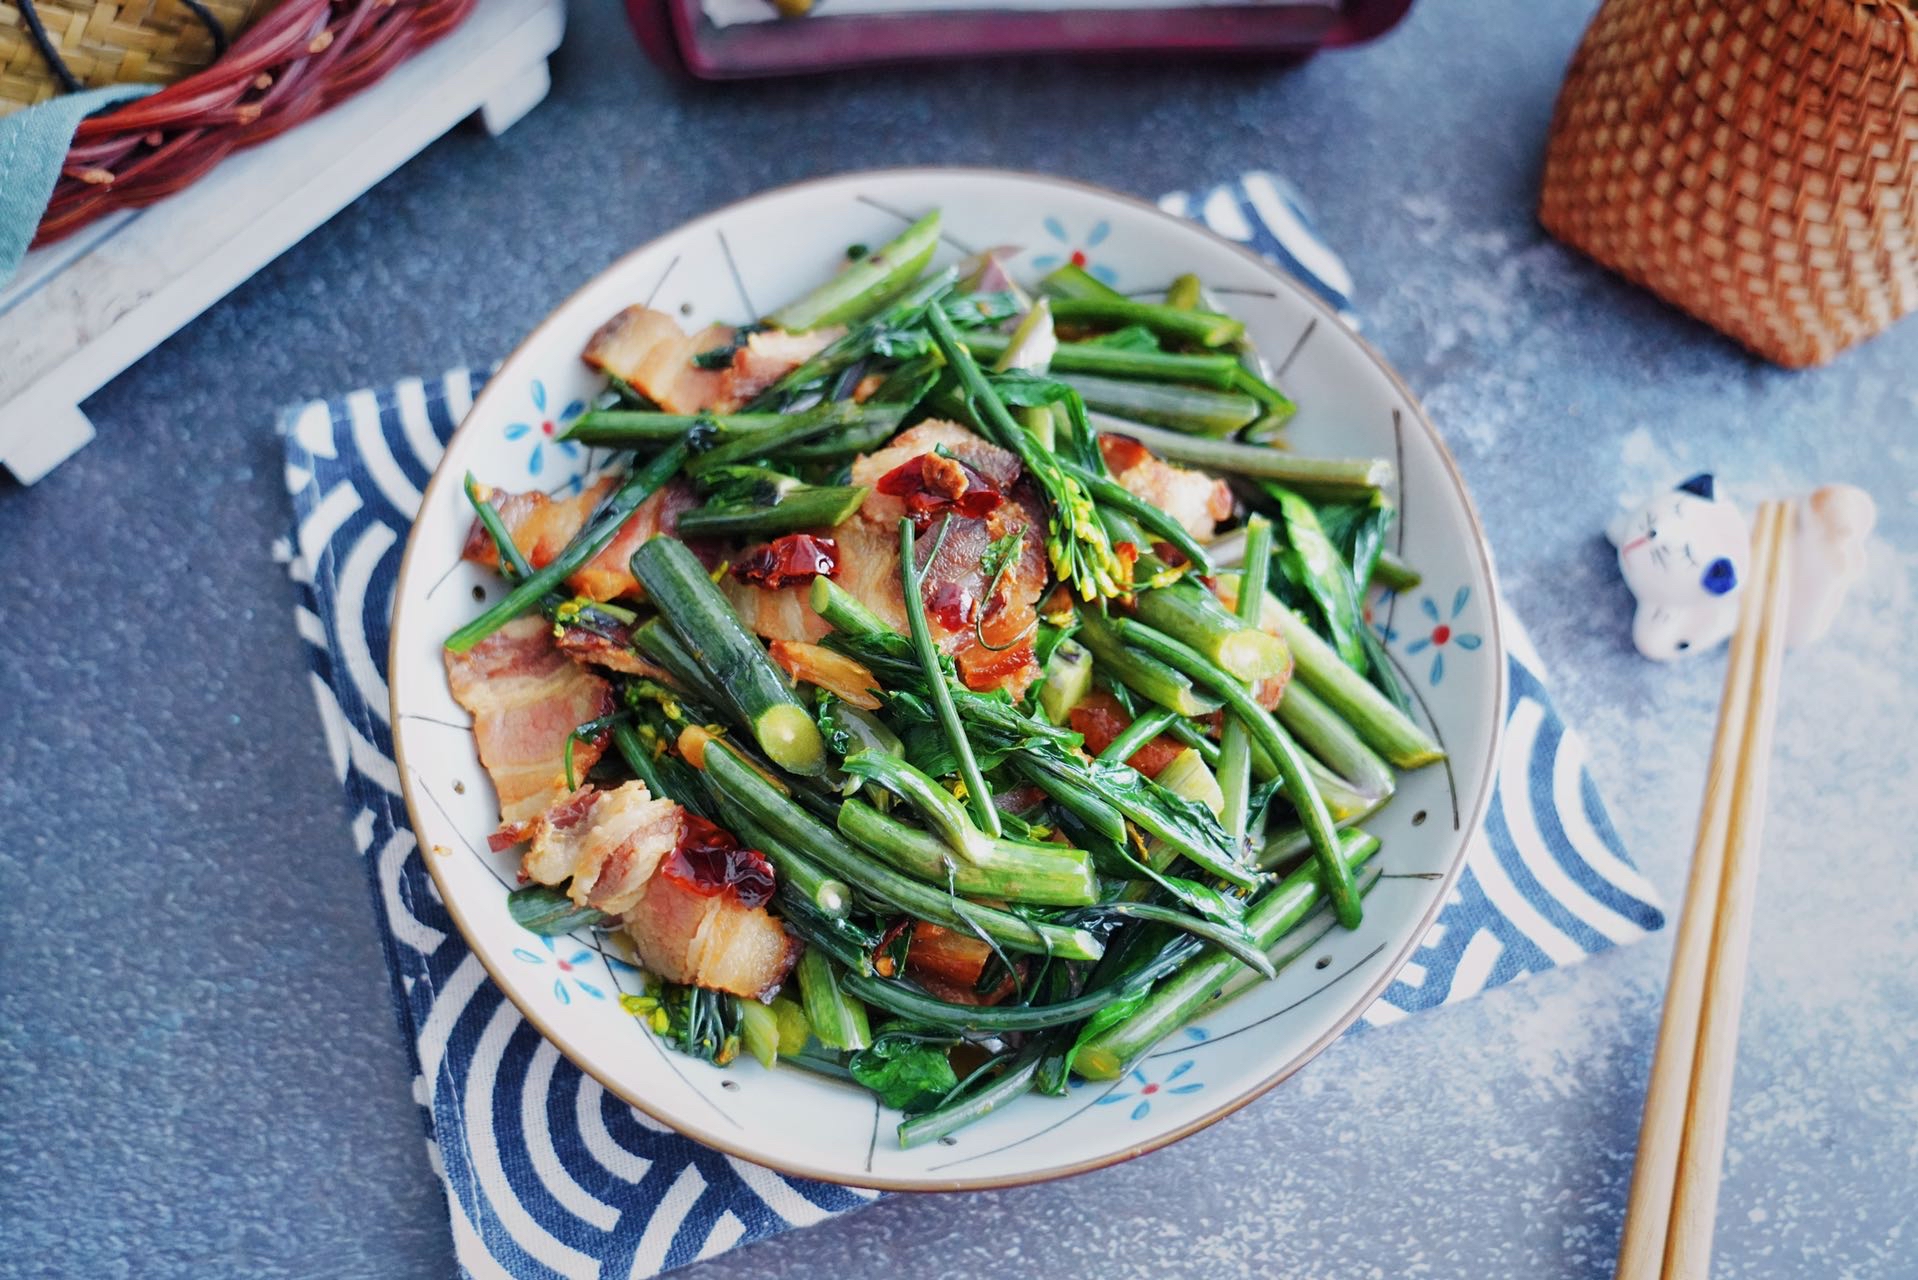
1608 473 1876 661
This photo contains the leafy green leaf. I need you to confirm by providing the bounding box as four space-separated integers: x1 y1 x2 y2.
887 692 1018 776
1062 817 1246 924
1359 626 1414 713
1314 493 1395 592
1083 758 1241 871
1082 323 1160 351
691 323 767 369
848 1027 961 1113
1048 987 1152 1088
1311 495 1415 707
1266 483 1367 673
507 884 612 935
987 370 1104 474
941 290 1023 329
695 464 802 507
647 981 742 1066
868 327 937 360
815 690 905 762
980 528 1025 583
860 293 1022 363
1031 619 1079 669
1147 869 1247 923
1248 774 1288 824
818 624 1084 759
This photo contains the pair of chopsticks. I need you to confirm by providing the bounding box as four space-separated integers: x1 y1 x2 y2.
1616 500 1796 1280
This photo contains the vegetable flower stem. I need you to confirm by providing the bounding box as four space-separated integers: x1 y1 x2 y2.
899 517 1001 837
1090 415 1391 498
1114 618 1363 928
1218 515 1274 841
445 442 688 652
1075 830 1380 1075
836 799 1099 906
703 741 1101 960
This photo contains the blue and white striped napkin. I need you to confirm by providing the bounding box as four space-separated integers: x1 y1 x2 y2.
278 173 1663 1279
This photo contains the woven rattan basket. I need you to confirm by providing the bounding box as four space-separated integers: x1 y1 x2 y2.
1539 0 1918 368
1 0 283 113
13 0 474 248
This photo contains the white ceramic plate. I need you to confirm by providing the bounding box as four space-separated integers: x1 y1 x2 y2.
389 168 1504 1190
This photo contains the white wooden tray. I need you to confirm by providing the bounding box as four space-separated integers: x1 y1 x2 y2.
0 0 566 483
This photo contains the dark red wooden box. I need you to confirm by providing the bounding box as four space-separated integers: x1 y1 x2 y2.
629 0 1415 79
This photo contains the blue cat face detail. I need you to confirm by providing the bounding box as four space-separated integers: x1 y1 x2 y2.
1701 556 1737 596
1677 472 1716 501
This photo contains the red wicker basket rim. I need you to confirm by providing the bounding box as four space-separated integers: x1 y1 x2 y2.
36 0 475 247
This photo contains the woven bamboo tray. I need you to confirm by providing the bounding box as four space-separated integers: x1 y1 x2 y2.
1 0 282 113
1 0 562 485
13 0 475 247
1539 0 1918 368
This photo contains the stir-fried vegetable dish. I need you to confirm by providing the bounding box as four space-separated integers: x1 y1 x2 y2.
444 210 1442 1145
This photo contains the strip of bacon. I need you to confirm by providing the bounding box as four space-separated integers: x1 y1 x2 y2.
856 419 1023 497
905 923 1015 1006
723 327 840 403
1100 434 1235 541
518 781 800 999
583 307 736 413
461 476 701 602
553 623 660 677
581 309 841 414
724 421 1049 699
519 781 682 914
1067 689 1186 778
444 616 614 842
624 874 800 1000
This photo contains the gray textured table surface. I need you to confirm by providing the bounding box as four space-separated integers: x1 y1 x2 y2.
4 1 1914 1276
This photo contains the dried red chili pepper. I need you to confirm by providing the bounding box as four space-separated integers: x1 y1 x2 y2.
875 452 1005 528
659 813 777 909
730 533 838 591
1098 433 1153 473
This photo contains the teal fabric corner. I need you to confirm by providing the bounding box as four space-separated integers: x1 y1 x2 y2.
0 84 156 284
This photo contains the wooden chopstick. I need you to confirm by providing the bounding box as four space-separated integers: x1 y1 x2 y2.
1616 500 1796 1280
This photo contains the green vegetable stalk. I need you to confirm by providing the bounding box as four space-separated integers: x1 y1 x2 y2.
1074 830 1381 1076
1091 416 1391 498
898 517 1000 838
1044 296 1245 348
1130 579 1288 683
766 210 941 332
1114 618 1363 928
796 948 872 1052
962 331 1245 389
927 306 1123 601
836 799 1099 906
1218 515 1275 842
629 535 826 776
1062 373 1261 436
446 443 689 653
704 740 1103 961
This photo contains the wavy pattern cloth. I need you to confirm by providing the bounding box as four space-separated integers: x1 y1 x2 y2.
278 171 1664 1279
